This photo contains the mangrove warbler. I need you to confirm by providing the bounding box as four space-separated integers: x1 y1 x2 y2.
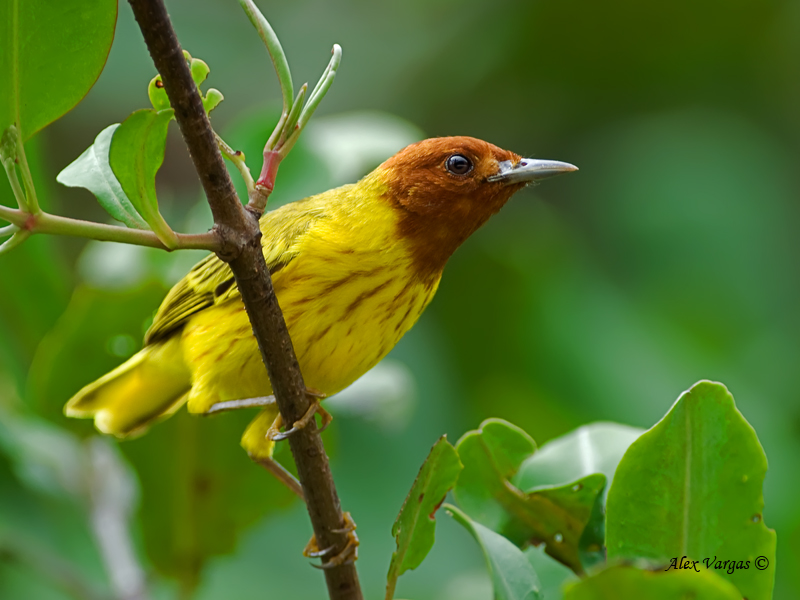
64 136 576 456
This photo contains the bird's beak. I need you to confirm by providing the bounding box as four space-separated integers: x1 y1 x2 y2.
487 158 578 184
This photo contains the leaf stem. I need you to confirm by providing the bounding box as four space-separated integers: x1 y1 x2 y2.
280 44 342 159
278 83 307 148
299 45 342 131
216 133 256 193
238 0 293 118
0 230 30 256
0 202 22 225
2 156 29 211
15 131 41 214
0 223 18 237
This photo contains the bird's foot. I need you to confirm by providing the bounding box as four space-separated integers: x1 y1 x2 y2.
267 389 331 441
206 395 276 415
303 512 359 569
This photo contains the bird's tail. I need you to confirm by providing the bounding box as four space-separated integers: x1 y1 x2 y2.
64 335 192 438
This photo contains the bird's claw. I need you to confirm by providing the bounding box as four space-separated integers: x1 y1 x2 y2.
267 389 331 441
304 512 359 569
206 395 276 415
304 544 336 558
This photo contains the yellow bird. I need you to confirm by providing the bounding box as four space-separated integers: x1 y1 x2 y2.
65 136 576 460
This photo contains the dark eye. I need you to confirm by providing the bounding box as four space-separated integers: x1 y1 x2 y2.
445 154 473 175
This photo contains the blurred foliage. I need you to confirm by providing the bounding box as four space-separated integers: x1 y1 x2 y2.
2 0 800 599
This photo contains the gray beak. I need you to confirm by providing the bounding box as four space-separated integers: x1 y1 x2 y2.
487 158 578 184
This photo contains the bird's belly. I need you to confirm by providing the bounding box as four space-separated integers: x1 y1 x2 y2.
281 260 438 395
181 261 438 412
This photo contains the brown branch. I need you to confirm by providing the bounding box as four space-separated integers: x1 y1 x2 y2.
126 1 363 599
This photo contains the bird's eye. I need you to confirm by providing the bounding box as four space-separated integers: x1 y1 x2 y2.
445 154 473 175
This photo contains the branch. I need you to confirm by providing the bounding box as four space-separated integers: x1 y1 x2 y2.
127 2 363 599
0 204 220 251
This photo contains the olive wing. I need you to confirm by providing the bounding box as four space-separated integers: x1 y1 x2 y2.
143 199 326 345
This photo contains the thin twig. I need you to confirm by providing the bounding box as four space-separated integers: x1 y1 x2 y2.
127 2 363 599
0 205 220 251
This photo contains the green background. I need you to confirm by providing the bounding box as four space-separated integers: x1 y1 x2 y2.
1 0 798 598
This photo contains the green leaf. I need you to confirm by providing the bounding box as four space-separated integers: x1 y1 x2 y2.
148 76 170 111
281 44 343 157
148 54 223 116
239 0 293 115
515 423 644 495
386 436 462 600
189 56 210 87
454 419 605 574
203 88 224 115
563 563 742 600
515 423 644 570
446 504 542 600
296 44 342 131
0 125 18 163
606 381 776 600
57 124 149 230
454 418 537 530
283 83 307 139
0 0 117 141
109 109 178 248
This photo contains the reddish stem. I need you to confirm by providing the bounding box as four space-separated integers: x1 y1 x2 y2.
257 150 282 192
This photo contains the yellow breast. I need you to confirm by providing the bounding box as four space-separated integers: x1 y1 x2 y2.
180 176 440 413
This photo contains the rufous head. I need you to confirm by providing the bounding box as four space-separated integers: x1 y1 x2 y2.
375 136 577 278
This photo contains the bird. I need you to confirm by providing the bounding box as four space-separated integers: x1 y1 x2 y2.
64 136 576 464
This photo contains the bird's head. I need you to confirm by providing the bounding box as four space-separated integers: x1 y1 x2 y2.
373 136 577 277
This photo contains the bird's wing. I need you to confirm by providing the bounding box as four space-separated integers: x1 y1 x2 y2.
144 198 327 345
